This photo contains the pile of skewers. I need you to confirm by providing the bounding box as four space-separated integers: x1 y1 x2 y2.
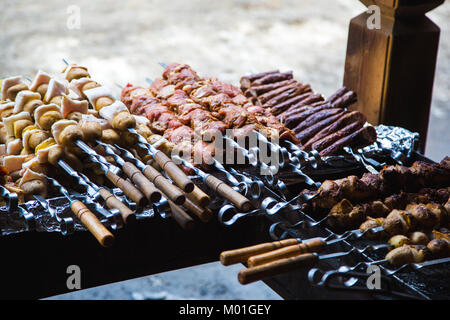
241 70 377 156
221 159 450 285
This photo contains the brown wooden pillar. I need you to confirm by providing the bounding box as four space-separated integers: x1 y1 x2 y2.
343 0 444 152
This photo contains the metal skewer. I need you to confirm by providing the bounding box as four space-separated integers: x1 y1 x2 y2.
220 230 391 266
237 247 380 285
45 176 114 247
0 185 36 232
172 155 252 212
128 128 195 193
83 140 162 204
57 159 128 227
74 140 147 207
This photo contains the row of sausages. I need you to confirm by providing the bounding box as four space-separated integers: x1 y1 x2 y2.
240 70 377 156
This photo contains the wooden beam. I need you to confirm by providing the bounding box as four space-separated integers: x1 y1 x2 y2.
343 0 444 152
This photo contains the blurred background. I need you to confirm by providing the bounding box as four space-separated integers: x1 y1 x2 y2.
1 0 448 299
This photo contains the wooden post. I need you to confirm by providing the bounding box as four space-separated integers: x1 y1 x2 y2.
343 0 444 152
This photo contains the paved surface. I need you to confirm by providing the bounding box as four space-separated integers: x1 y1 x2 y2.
1 0 448 300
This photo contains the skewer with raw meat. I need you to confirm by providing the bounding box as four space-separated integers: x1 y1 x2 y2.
63 64 196 195
121 82 252 212
158 63 300 144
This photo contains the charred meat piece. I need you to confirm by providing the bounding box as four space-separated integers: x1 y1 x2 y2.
385 244 430 266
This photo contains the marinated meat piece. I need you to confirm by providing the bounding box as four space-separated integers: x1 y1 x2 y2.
166 89 190 108
216 105 248 128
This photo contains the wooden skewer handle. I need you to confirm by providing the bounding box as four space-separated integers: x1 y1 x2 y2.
167 199 195 231
185 185 210 208
220 238 299 266
143 165 186 205
183 197 213 222
247 239 326 267
153 151 194 193
98 188 136 224
106 170 146 207
205 175 252 212
122 162 161 203
238 253 318 285
71 200 114 247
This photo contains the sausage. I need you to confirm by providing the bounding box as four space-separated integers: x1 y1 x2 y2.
302 111 366 152
293 108 344 134
326 87 349 104
280 99 328 121
263 84 310 108
270 90 316 116
319 126 377 156
295 111 345 144
330 90 357 108
310 121 364 152
247 79 296 97
277 94 326 120
251 71 293 87
258 82 298 104
240 70 279 91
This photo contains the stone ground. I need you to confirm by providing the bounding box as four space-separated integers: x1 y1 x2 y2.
0 0 448 300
